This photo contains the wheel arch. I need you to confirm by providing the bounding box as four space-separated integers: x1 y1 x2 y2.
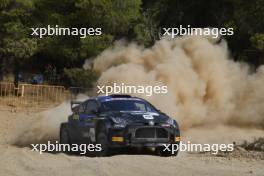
95 119 112 137
60 122 68 131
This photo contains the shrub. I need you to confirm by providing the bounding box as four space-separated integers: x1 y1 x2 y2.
63 68 98 88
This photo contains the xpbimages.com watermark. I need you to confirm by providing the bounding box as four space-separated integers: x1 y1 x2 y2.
160 25 234 39
30 25 102 38
162 141 234 155
30 141 234 155
97 83 168 97
31 141 102 155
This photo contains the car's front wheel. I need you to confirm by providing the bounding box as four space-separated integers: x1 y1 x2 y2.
156 143 179 157
96 132 110 157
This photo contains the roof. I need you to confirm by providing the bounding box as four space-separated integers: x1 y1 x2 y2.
95 94 144 102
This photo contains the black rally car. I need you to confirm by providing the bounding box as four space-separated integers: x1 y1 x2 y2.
60 94 180 156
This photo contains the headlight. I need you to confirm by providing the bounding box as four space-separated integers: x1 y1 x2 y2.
166 118 178 128
111 117 127 128
112 117 123 123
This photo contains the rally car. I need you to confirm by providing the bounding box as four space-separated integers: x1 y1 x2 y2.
60 94 180 156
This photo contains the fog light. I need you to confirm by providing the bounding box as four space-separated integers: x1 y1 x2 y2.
175 137 181 142
112 137 124 142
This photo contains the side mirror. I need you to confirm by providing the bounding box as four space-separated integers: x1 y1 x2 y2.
71 100 82 112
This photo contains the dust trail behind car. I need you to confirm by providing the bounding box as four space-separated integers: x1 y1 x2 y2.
0 94 88 146
84 35 264 130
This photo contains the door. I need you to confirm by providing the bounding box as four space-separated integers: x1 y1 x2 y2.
79 100 99 143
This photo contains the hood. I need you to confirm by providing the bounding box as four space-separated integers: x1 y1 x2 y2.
104 111 170 123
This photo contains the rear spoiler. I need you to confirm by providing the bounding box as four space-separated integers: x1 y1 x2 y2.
70 100 82 112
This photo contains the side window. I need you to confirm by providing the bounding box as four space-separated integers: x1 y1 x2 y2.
85 100 99 114
135 102 146 111
78 103 86 113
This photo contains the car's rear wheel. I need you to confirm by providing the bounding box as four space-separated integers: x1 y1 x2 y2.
60 123 70 144
96 132 110 157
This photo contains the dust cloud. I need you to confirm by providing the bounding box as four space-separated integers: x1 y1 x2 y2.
4 35 264 147
6 95 88 146
84 35 264 130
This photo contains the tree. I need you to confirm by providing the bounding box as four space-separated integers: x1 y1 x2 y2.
63 68 97 88
230 0 264 66
0 0 37 84
141 0 264 67
32 0 143 86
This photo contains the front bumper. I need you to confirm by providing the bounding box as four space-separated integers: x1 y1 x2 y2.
108 125 180 147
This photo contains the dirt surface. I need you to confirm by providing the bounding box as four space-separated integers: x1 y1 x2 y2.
1 145 263 176
0 109 263 176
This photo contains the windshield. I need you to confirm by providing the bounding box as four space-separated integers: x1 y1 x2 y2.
101 99 157 112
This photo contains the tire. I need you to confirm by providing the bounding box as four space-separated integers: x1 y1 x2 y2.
156 143 179 157
60 123 70 145
96 132 110 157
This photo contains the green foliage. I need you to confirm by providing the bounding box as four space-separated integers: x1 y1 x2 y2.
142 0 264 65
0 0 37 57
80 34 114 57
31 0 142 74
3 38 37 58
0 0 37 82
0 0 264 85
75 0 141 34
133 23 153 46
63 68 98 88
0 0 10 8
251 33 264 51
